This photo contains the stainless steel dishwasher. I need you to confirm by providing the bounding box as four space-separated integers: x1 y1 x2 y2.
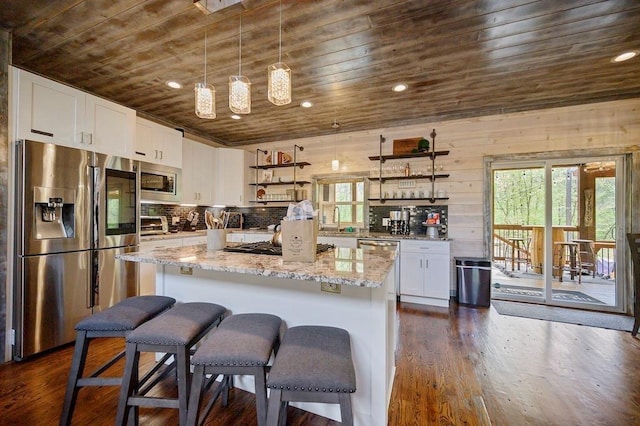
357 239 400 296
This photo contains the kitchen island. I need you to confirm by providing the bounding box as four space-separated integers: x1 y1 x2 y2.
117 244 397 426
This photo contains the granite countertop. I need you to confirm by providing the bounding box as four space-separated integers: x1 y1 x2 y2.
117 244 396 288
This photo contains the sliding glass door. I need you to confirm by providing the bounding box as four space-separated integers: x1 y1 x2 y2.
491 156 624 312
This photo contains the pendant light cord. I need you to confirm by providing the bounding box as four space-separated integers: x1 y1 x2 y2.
278 0 282 63
203 29 207 85
238 14 242 75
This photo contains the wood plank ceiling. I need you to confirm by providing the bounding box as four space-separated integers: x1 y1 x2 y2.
2 0 640 147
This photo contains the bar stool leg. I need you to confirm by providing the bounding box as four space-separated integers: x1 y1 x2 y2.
266 389 283 426
255 369 268 426
116 343 140 426
60 331 90 426
338 393 353 426
176 346 191 426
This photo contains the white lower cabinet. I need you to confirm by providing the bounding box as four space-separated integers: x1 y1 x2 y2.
400 240 451 307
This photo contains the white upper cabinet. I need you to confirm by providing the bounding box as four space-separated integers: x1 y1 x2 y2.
15 67 85 147
215 148 247 206
182 138 216 205
134 117 182 168
84 94 135 157
13 67 135 157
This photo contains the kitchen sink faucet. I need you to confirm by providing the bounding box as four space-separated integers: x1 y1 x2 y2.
334 206 341 232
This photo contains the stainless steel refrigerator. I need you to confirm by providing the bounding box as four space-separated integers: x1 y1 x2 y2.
13 140 139 360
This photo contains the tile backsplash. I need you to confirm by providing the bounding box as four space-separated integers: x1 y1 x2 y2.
142 204 447 236
141 204 288 231
369 205 448 237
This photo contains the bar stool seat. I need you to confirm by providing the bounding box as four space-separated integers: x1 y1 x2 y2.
187 313 282 426
60 295 176 426
115 302 226 426
266 326 356 426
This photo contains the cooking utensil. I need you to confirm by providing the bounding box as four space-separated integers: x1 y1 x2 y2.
271 225 282 246
205 211 215 229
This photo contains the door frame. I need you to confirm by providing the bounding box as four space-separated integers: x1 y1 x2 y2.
484 147 639 314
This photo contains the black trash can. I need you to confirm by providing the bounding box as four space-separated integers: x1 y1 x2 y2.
455 257 492 307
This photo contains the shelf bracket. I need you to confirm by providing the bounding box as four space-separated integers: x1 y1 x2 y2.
255 149 268 202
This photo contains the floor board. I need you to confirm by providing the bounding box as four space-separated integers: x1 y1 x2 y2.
1 301 639 425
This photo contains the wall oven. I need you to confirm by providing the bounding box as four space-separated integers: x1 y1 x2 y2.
140 162 181 203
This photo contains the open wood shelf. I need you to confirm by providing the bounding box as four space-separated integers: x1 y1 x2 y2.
368 197 450 203
249 162 311 170
368 150 449 161
249 181 310 187
368 174 449 182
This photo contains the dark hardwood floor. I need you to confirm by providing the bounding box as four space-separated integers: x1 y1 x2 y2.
2 301 639 425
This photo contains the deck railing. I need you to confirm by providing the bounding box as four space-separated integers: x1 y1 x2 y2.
493 224 615 279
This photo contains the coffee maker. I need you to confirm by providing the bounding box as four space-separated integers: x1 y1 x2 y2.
389 209 410 235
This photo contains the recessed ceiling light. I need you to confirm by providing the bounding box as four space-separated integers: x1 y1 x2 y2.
166 81 182 89
392 83 408 92
231 114 241 120
612 51 638 63
300 101 313 108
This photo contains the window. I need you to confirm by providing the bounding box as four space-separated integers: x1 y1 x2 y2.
316 177 365 229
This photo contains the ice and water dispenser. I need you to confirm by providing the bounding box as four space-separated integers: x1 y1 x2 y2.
33 186 76 240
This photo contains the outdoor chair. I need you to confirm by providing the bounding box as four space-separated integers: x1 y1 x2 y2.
626 233 640 336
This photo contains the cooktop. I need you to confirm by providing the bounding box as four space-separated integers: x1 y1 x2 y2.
224 241 334 256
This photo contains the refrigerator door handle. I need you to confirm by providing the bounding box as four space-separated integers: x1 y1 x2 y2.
90 250 99 308
93 166 100 248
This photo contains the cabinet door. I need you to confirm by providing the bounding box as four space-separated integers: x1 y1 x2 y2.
133 117 155 161
181 139 197 204
85 94 135 157
215 148 246 206
182 139 215 205
424 253 450 299
157 125 182 168
192 141 215 205
16 68 84 147
400 251 425 296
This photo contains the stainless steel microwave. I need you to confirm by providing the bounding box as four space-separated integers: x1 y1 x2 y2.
140 162 181 203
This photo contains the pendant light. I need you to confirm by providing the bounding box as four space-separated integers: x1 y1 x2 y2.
194 29 216 119
331 120 340 171
268 0 291 105
229 14 251 114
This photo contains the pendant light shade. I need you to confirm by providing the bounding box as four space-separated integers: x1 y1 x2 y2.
268 62 291 105
268 1 291 105
195 30 215 119
331 159 340 171
229 15 251 114
229 75 251 114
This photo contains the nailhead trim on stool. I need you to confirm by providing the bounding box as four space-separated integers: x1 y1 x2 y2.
115 302 227 426
187 313 282 426
266 326 356 426
59 295 176 426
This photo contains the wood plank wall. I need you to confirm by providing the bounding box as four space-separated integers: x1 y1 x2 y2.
242 97 640 285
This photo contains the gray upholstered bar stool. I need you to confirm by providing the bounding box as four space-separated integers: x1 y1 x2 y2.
187 313 282 426
60 295 176 426
266 326 356 426
115 302 227 426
